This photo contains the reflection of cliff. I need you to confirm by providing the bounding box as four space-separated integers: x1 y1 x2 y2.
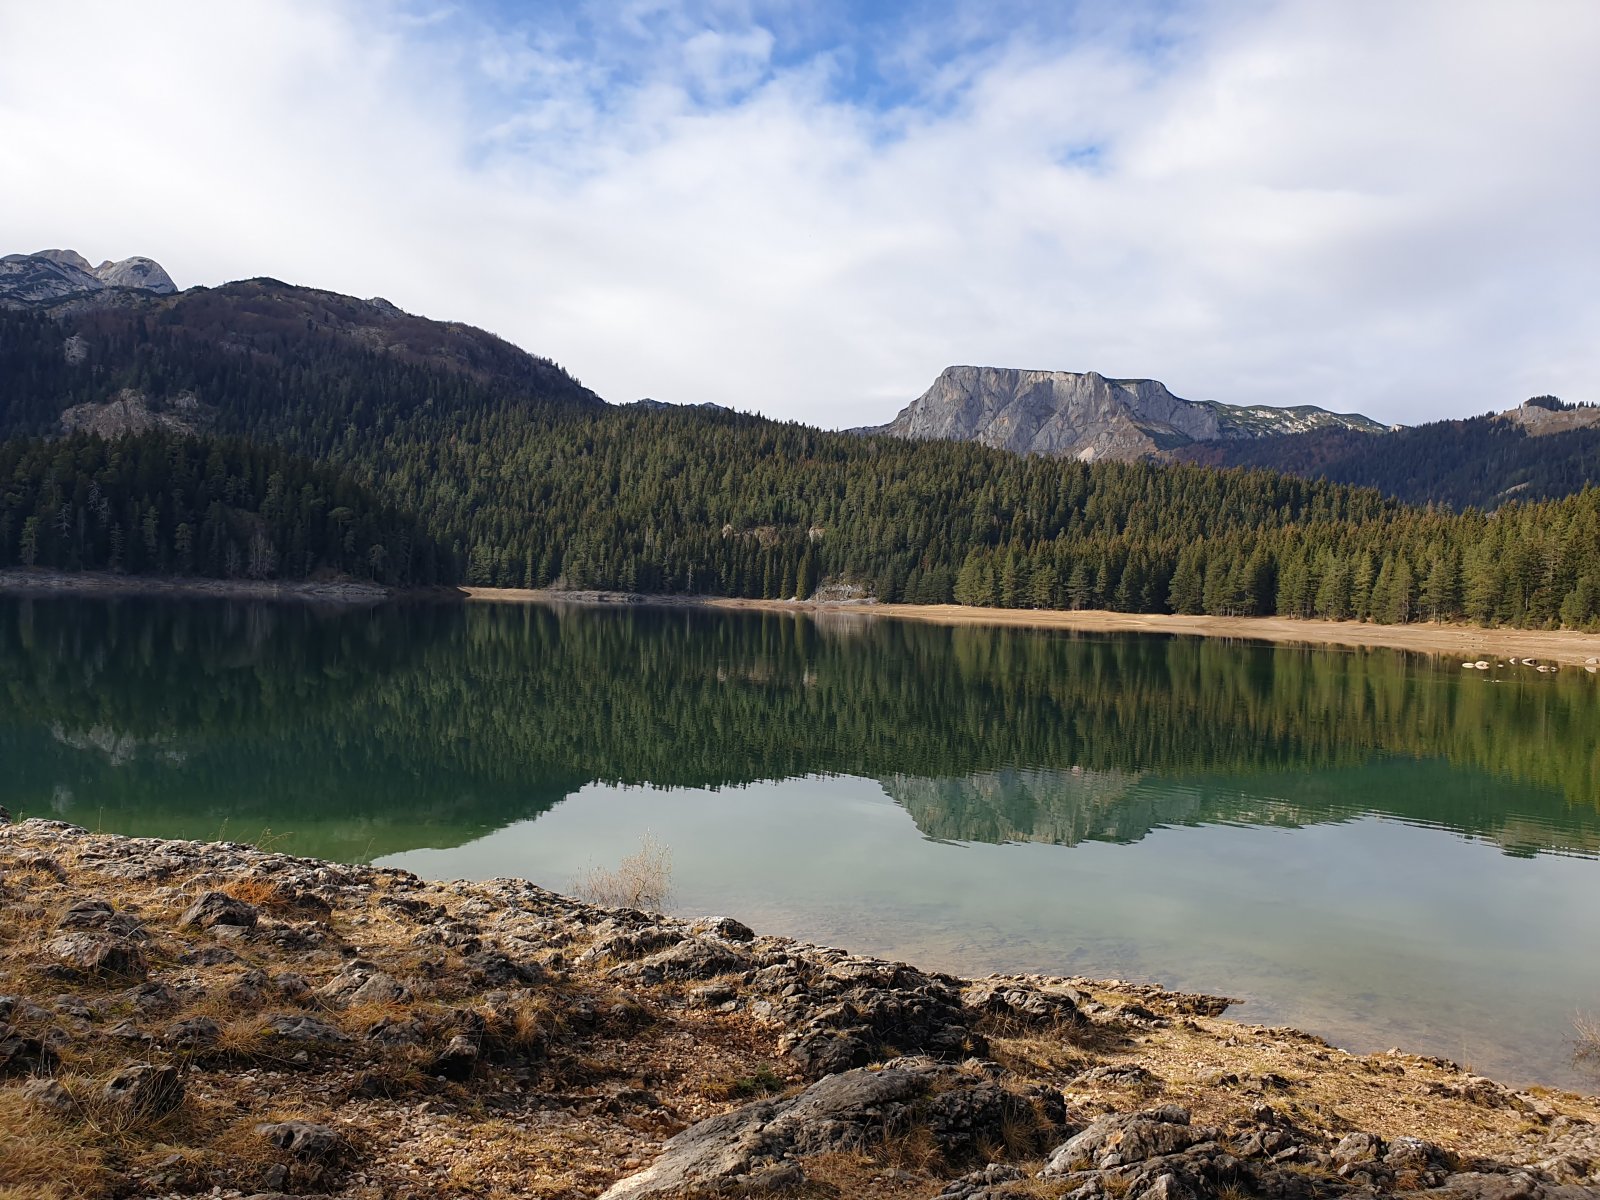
885 768 1154 845
885 760 1600 859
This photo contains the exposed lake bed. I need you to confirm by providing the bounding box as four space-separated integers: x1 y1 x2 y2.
6 594 1600 1091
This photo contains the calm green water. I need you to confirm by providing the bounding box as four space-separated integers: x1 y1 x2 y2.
5 596 1600 1088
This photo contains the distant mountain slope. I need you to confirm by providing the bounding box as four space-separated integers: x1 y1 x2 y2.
1173 398 1600 510
0 261 603 453
865 366 1386 462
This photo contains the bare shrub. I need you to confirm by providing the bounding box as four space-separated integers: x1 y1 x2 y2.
572 833 673 910
1574 1011 1600 1074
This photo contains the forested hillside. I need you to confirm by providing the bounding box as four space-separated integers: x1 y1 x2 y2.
0 431 446 583
2 285 1599 629
1173 412 1600 509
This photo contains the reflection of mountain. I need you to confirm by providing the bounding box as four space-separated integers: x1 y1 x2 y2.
2 596 1597 862
885 761 1600 859
886 768 1151 845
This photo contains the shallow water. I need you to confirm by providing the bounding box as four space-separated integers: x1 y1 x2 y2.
5 595 1599 1088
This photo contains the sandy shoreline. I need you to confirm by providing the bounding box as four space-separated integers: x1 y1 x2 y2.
5 570 1598 665
461 587 1600 667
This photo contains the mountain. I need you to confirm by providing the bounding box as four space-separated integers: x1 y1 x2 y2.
1172 397 1600 510
866 366 1387 462
0 270 603 444
0 248 177 305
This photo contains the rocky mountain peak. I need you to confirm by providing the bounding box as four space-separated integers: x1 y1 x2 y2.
0 249 177 306
33 248 92 271
92 255 176 294
867 365 1386 462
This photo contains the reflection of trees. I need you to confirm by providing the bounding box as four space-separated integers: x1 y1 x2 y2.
0 597 1595 862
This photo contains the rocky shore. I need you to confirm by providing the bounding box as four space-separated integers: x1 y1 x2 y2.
2 819 1598 1200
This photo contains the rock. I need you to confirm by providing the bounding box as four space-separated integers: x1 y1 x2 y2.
433 1034 480 1081
179 945 240 967
865 366 1384 463
1073 1064 1160 1088
316 966 411 1007
46 932 147 979
611 937 750 983
1421 1171 1569 1198
766 955 978 1079
1041 1106 1213 1175
1333 1130 1384 1165
21 1077 74 1115
103 1063 184 1118
125 982 181 1013
92 256 177 294
165 1016 222 1048
0 1023 60 1077
963 980 1081 1029
690 916 756 943
783 1030 874 1077
257 1120 342 1161
462 951 544 987
264 1014 349 1043
599 1060 1021 1199
1136 1173 1196 1200
178 890 258 931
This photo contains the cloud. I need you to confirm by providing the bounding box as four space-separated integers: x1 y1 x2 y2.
0 0 1596 426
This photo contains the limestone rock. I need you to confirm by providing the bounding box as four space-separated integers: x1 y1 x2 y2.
0 1023 60 1077
866 366 1385 463
59 388 201 439
257 1120 342 1161
600 1060 1027 1199
92 256 177 294
264 1014 349 1043
47 931 147 979
103 1063 184 1118
178 890 258 931
316 965 411 1008
1040 1106 1213 1175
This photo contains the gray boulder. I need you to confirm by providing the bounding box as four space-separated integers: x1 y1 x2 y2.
599 1060 1031 1199
178 890 258 931
47 931 147 979
1041 1106 1214 1175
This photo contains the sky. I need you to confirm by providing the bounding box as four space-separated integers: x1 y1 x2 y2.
2 0 1597 428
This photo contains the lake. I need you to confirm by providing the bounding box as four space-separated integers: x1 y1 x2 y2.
5 594 1600 1089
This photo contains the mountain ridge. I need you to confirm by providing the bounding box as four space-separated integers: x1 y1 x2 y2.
865 365 1388 462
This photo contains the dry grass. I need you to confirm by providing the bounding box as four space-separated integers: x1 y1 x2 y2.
700 1064 788 1102
573 832 673 910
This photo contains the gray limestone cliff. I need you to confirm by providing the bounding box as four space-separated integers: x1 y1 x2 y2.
868 366 1386 462
0 248 176 306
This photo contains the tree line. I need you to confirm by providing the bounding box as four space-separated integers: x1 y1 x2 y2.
0 431 446 583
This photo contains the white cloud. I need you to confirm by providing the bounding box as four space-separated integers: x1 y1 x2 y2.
0 0 1596 427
